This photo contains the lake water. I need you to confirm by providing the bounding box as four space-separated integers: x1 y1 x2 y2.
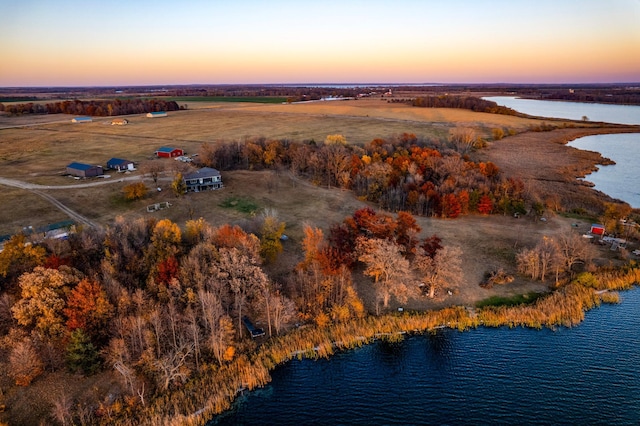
568 133 640 208
485 96 640 207
483 96 640 125
211 289 640 425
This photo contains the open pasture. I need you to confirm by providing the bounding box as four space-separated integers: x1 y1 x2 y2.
0 99 552 183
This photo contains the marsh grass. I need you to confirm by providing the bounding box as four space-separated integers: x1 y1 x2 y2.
476 291 547 308
126 266 639 426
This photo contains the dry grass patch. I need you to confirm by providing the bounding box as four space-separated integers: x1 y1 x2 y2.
240 98 546 130
0 188 70 235
0 100 554 183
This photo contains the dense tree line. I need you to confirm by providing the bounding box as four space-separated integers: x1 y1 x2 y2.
389 95 520 115
199 133 530 218
0 98 181 116
0 202 466 423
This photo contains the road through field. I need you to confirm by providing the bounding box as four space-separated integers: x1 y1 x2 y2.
0 175 145 229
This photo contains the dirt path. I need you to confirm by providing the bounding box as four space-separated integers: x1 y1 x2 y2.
0 176 148 229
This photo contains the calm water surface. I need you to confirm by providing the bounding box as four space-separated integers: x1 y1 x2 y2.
485 96 640 207
211 289 640 425
568 133 640 208
483 96 640 125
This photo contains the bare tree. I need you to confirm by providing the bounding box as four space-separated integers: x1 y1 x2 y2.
199 290 234 366
413 246 463 298
553 232 595 283
357 237 411 309
153 342 194 391
51 393 74 426
140 161 165 188
9 337 44 386
270 290 297 335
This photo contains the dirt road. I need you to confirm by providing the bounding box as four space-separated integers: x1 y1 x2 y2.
0 175 145 229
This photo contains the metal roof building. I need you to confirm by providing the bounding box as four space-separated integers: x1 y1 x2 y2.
66 162 104 178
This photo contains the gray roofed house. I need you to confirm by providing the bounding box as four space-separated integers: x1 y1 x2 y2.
183 167 223 192
66 162 104 178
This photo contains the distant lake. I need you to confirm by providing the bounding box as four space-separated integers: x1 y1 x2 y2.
568 133 640 208
211 289 640 425
485 96 640 207
483 96 640 125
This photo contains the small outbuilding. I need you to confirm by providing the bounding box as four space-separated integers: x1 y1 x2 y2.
107 158 135 172
66 162 103 178
71 116 92 123
183 167 223 192
111 118 129 125
155 146 184 158
590 224 606 236
147 111 167 118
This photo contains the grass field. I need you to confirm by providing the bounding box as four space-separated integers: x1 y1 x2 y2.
0 98 548 182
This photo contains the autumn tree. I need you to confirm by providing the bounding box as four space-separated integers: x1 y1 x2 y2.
295 224 362 324
394 211 421 256
12 266 81 338
357 237 411 310
123 182 148 200
321 134 351 188
413 246 463 298
183 217 215 247
0 234 46 286
171 172 187 197
259 209 286 263
149 219 182 261
477 194 493 215
64 278 113 344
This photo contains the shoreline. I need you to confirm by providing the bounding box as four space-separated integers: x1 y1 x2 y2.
163 268 640 426
479 126 640 212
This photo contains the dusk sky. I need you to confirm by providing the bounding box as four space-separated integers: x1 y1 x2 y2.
1 0 639 86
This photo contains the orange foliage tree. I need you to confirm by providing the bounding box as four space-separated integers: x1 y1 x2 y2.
64 278 114 343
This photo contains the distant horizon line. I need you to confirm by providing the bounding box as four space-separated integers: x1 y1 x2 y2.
2 81 640 90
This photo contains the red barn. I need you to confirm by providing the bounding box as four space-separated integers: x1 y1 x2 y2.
155 146 183 158
590 224 605 236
